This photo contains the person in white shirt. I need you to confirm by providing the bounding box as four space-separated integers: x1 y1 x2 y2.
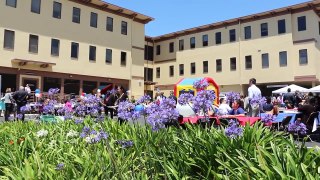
248 78 261 117
218 98 231 115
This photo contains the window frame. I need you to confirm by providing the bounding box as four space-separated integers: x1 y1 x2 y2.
169 65 174 77
190 37 196 49
244 26 251 40
156 45 161 55
299 49 308 65
278 19 286 34
216 59 222 72
121 51 127 66
121 21 128 35
230 57 237 71
106 17 113 32
3 29 15 50
72 7 81 24
90 12 98 28
89 46 96 61
105 48 112 64
202 34 208 46
52 1 62 19
51 38 60 56
190 62 196 75
245 55 252 70
279 51 287 67
261 53 269 68
203 61 208 73
29 34 39 54
169 42 174 53
71 42 79 59
229 29 236 42
31 0 41 14
260 23 268 37
6 0 17 8
215 32 222 44
179 64 184 76
179 39 184 51
298 16 306 31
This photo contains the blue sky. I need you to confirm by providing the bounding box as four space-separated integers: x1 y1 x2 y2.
104 0 309 37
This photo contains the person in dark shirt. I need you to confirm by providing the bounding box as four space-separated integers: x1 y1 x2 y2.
168 91 177 104
115 86 128 124
228 99 245 116
262 96 274 112
298 98 316 124
104 92 117 119
13 86 29 121
283 88 295 109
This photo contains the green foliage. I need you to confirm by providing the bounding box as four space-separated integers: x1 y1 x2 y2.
0 119 319 179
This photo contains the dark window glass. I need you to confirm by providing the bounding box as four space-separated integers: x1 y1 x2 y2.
191 62 196 74
121 21 127 35
244 26 251 40
215 32 221 44
299 49 308 65
298 16 306 31
156 67 160 78
71 42 79 59
279 51 287 67
156 45 160 55
179 64 184 75
3 30 15 49
169 42 174 53
229 29 236 42
90 12 98 28
190 37 195 49
72 7 81 23
43 77 61 92
144 45 153 61
144 68 153 81
179 39 184 51
31 0 41 14
202 34 208 46
245 55 252 69
262 53 269 68
106 17 113 32
121 51 127 66
6 0 16 8
278 19 286 34
64 79 80 94
203 61 208 73
261 23 268 37
230 57 236 71
83 81 97 94
51 39 60 56
106 49 112 64
53 1 62 19
29 34 39 53
89 46 96 61
169 66 174 77
216 59 222 72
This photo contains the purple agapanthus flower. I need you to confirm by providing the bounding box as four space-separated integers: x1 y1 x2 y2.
261 114 276 124
225 119 244 139
250 96 266 106
193 79 209 90
55 163 65 171
80 126 109 144
288 121 307 135
74 119 84 124
178 93 194 105
42 100 56 114
137 95 151 104
17 114 23 120
192 90 216 114
117 100 141 121
115 140 134 148
20 106 31 113
48 88 60 96
225 92 241 104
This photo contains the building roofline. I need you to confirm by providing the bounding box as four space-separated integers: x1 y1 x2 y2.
70 0 154 24
147 0 320 42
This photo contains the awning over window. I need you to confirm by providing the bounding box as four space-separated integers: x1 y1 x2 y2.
12 58 56 68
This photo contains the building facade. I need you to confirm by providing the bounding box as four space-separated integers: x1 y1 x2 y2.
145 1 320 96
0 0 153 98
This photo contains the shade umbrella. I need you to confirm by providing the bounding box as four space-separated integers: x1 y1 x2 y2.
307 85 320 93
272 84 308 94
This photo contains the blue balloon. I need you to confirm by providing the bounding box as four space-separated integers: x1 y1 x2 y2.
134 105 144 112
35 89 40 94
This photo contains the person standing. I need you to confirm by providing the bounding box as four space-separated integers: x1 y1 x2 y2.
248 78 261 117
168 91 177 104
3 88 14 121
115 86 128 124
13 86 29 121
283 88 295 109
105 92 116 119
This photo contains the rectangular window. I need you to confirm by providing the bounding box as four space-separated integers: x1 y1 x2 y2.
230 57 236 71
121 51 127 66
179 39 184 51
29 34 39 53
191 62 196 74
261 23 268 37
190 37 195 49
53 1 62 19
202 34 208 46
244 26 251 40
90 12 98 28
156 45 161 55
31 0 41 14
3 30 15 49
279 51 287 67
144 45 153 61
72 7 81 23
278 19 286 34
261 53 269 68
298 16 306 31
106 17 113 32
229 29 236 42
215 32 221 44
106 49 112 64
121 21 127 35
51 39 60 56
216 59 222 72
169 42 174 53
156 67 160 78
179 64 184 76
245 55 252 69
89 46 96 61
144 68 153 81
71 42 79 59
6 0 17 8
169 65 174 77
299 49 308 65
203 61 208 73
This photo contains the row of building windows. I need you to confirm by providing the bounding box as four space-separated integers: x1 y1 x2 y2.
5 0 128 35
155 49 308 78
3 29 127 65
155 16 307 55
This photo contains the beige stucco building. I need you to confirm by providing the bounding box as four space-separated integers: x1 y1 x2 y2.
145 1 320 97
0 0 153 99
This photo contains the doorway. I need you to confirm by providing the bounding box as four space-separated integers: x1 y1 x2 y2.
22 78 39 92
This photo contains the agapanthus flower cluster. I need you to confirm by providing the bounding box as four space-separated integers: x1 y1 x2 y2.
192 90 216 114
57 106 73 120
43 100 56 114
74 119 84 124
66 130 79 138
137 95 151 104
261 114 276 124
250 96 266 106
193 79 209 90
80 126 108 144
20 105 31 113
48 88 60 96
115 140 134 148
117 100 141 121
55 163 65 171
17 114 23 120
36 129 48 138
74 104 86 117
108 89 117 95
94 114 105 123
288 121 307 135
225 120 243 139
178 92 194 105
225 91 241 104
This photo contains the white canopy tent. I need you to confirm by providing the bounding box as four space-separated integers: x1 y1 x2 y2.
272 84 308 94
307 85 320 93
